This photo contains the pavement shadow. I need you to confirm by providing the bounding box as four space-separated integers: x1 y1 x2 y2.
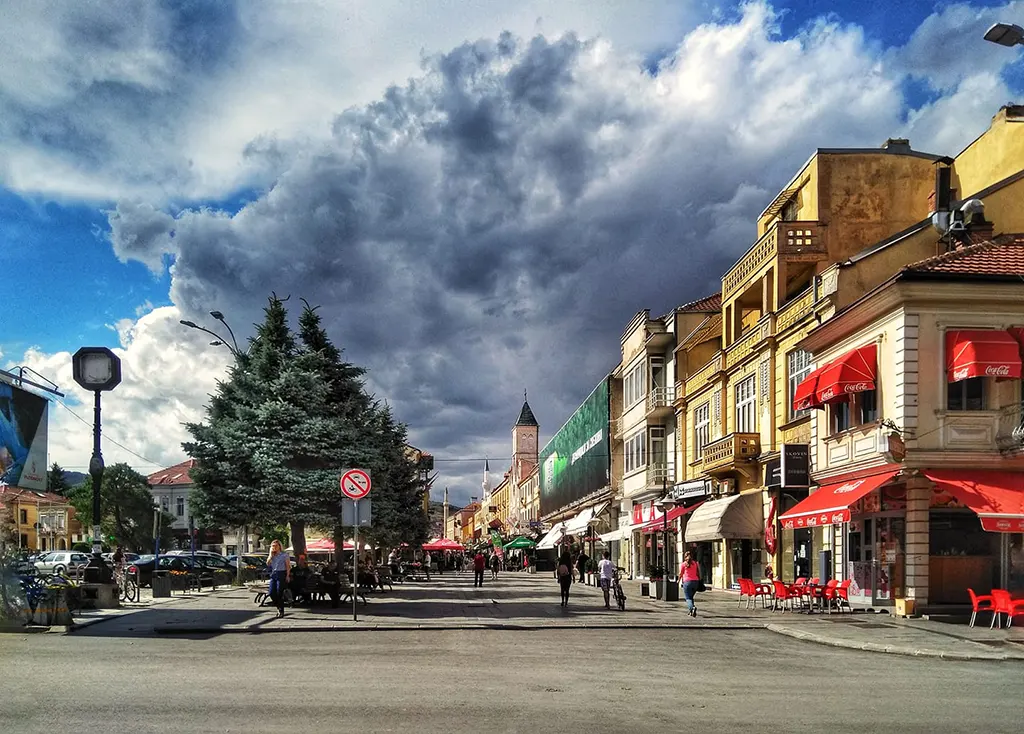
73 605 275 639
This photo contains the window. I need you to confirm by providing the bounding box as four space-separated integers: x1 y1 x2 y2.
650 426 666 473
176 497 185 517
623 362 647 408
624 430 647 474
787 350 813 420
829 389 878 434
693 402 711 458
19 509 27 524
161 496 169 513
948 377 986 412
735 375 757 433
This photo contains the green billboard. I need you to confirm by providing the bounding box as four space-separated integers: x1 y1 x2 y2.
539 378 610 517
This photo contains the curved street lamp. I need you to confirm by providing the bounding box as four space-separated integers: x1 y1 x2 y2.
180 310 245 359
984 22 1024 47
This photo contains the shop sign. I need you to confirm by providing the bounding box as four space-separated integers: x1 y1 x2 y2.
670 479 710 501
782 510 850 530
766 445 810 488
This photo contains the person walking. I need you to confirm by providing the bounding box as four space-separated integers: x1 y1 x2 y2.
556 550 573 607
489 552 500 581
576 549 589 585
597 551 615 609
266 539 291 618
680 550 701 618
473 550 486 587
424 550 433 581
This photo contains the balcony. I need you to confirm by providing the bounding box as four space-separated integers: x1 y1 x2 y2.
685 353 724 396
997 403 1024 455
673 380 686 408
722 221 828 299
646 463 670 487
700 433 761 476
725 315 772 369
646 386 675 417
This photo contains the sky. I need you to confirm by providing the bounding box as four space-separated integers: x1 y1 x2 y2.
2 0 1024 507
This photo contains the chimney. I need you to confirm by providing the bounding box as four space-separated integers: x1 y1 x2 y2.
881 138 912 152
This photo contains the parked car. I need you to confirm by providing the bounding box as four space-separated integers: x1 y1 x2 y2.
34 551 92 576
227 554 265 569
128 554 192 587
102 552 141 564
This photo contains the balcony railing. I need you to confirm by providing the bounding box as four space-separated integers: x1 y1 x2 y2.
775 283 817 334
722 221 828 299
725 315 772 369
700 433 761 474
646 463 670 487
997 403 1024 455
646 386 675 414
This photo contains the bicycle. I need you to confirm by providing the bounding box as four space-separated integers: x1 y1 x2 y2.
114 564 140 603
612 566 627 611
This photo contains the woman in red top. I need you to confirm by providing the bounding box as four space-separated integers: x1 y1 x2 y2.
680 551 701 618
473 552 486 588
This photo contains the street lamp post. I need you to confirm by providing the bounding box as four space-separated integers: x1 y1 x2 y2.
72 347 122 583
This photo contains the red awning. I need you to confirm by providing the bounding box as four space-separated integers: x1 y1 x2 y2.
792 364 828 412
923 470 1024 532
946 330 1022 382
814 344 877 404
640 503 702 533
779 471 899 529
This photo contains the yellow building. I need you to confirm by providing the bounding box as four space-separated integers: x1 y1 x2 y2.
0 487 74 552
676 105 1024 595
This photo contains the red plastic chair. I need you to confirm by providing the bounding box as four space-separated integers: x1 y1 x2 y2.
829 579 852 614
968 588 995 628
772 580 795 612
812 579 837 612
990 589 1024 629
752 580 773 609
738 578 753 609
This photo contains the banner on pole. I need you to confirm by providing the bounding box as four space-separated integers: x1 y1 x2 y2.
490 529 504 558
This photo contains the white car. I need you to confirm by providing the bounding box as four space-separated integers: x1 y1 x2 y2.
34 551 92 576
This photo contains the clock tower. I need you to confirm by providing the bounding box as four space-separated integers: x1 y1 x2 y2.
512 390 539 481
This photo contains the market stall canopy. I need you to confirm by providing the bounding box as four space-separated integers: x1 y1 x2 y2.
503 536 537 550
640 503 703 534
536 522 567 549
779 471 899 529
563 502 610 535
923 469 1024 532
684 493 763 543
945 330 1022 382
422 538 466 551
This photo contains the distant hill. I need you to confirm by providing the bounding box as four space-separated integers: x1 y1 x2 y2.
63 471 88 487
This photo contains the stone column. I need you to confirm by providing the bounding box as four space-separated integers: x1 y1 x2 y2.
903 477 931 605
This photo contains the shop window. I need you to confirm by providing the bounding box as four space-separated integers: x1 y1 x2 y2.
176 497 185 517
1010 535 1024 592
859 389 878 424
947 377 986 412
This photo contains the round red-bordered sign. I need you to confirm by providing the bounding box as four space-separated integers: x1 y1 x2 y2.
340 468 372 499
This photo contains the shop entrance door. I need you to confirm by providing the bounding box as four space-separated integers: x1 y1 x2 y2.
793 528 812 580
846 515 905 607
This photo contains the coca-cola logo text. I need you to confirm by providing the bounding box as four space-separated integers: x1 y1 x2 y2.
952 367 970 381
844 382 872 393
833 479 866 494
985 364 1011 377
819 387 836 401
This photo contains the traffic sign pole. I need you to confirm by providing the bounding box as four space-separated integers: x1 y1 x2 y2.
353 499 359 622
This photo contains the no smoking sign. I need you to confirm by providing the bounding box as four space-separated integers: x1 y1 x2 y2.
340 468 372 500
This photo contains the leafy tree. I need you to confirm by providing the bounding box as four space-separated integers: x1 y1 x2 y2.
67 463 175 552
0 500 16 553
47 462 70 496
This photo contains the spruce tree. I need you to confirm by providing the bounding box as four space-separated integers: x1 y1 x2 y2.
47 463 70 496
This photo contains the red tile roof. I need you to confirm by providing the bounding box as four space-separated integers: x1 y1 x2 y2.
902 235 1024 278
0 486 70 505
678 292 722 312
147 459 197 486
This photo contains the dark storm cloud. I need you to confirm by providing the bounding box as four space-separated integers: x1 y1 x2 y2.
106 16 974 504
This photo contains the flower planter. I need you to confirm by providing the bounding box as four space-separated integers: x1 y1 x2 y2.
652 580 665 599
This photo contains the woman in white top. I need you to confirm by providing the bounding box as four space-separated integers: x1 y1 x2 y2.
266 540 292 618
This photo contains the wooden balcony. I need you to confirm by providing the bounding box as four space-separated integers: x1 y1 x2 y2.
700 433 761 476
722 221 828 299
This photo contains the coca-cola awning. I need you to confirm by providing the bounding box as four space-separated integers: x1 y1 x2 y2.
813 343 877 404
792 364 828 412
779 470 899 529
945 330 1022 383
923 470 1024 532
640 503 702 533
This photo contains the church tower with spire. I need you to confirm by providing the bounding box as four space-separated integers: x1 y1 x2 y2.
512 390 539 482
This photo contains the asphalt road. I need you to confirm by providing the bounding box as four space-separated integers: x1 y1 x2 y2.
1 628 1020 733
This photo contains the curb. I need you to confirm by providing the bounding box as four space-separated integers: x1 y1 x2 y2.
0 623 51 634
153 621 769 635
766 624 1022 662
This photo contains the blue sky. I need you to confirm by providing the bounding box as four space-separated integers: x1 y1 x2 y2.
2 0 1023 500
